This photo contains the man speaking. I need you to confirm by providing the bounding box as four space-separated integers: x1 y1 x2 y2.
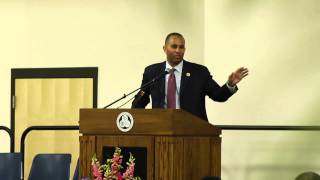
132 32 248 121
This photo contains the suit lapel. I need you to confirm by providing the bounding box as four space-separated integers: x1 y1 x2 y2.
159 62 166 106
180 61 191 101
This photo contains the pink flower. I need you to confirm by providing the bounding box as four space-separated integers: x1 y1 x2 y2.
94 177 103 180
91 154 104 180
122 157 136 179
117 173 123 180
91 148 140 180
92 163 102 177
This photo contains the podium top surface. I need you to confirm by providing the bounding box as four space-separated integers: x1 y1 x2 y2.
79 109 221 136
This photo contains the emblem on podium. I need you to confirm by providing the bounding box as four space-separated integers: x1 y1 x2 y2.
116 112 134 132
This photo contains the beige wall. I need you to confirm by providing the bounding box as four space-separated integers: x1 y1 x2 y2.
204 0 320 126
204 0 320 179
0 0 204 150
0 0 319 179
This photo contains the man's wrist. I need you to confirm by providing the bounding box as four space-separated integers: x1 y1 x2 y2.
226 82 237 93
226 82 235 88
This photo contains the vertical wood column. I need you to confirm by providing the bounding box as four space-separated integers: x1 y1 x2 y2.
210 136 221 177
155 137 184 180
79 135 96 178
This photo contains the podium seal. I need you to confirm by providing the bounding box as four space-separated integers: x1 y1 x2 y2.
116 112 134 132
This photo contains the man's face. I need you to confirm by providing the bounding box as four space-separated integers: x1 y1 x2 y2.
163 35 185 66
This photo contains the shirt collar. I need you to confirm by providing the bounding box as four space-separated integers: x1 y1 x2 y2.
165 60 183 73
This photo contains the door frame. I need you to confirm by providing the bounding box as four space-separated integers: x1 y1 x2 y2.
10 67 98 152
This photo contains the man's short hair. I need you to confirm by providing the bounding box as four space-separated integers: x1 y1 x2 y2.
165 32 184 44
296 172 320 180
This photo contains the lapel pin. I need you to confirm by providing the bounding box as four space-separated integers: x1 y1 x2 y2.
186 72 191 77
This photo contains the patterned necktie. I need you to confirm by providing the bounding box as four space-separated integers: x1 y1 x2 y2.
167 68 176 109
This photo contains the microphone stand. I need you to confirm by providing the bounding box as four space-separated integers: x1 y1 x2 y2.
103 70 168 109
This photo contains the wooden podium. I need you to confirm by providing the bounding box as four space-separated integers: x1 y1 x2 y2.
79 109 221 180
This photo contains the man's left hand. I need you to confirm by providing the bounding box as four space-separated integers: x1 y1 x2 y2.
227 67 249 87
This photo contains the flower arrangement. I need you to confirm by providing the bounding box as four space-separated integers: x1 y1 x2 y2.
90 147 141 180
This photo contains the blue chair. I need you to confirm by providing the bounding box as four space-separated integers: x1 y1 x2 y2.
0 153 22 180
73 159 79 180
28 153 71 180
202 176 221 180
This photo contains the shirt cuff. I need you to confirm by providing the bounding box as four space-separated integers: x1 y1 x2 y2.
226 83 238 93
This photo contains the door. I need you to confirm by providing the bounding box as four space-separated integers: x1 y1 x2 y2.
11 67 98 179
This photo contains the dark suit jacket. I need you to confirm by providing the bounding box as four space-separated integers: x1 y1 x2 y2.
132 60 236 121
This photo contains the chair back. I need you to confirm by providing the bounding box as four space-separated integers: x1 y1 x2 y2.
28 153 71 180
73 159 79 180
202 176 221 180
0 153 22 180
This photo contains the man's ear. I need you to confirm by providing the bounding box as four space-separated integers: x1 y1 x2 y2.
163 45 166 52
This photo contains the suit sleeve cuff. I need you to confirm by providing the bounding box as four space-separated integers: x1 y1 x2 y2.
226 83 238 94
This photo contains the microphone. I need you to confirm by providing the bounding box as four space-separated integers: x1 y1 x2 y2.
103 68 169 109
131 90 145 108
131 68 170 108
